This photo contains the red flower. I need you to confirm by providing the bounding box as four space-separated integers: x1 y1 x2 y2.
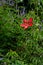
20 18 33 29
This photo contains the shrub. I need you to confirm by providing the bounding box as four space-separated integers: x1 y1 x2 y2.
0 0 43 65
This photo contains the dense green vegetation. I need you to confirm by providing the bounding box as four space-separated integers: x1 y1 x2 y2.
0 0 43 65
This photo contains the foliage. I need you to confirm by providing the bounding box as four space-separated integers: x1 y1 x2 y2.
0 0 43 65
0 50 27 65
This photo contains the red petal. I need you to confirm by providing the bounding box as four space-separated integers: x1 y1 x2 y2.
28 23 33 26
28 18 33 23
20 24 25 27
23 18 27 23
24 26 28 29
24 24 29 29
20 23 27 28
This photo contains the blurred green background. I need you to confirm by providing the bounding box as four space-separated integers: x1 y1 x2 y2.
0 0 43 65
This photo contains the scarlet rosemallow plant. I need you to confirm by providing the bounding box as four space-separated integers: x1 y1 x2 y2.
20 18 33 29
